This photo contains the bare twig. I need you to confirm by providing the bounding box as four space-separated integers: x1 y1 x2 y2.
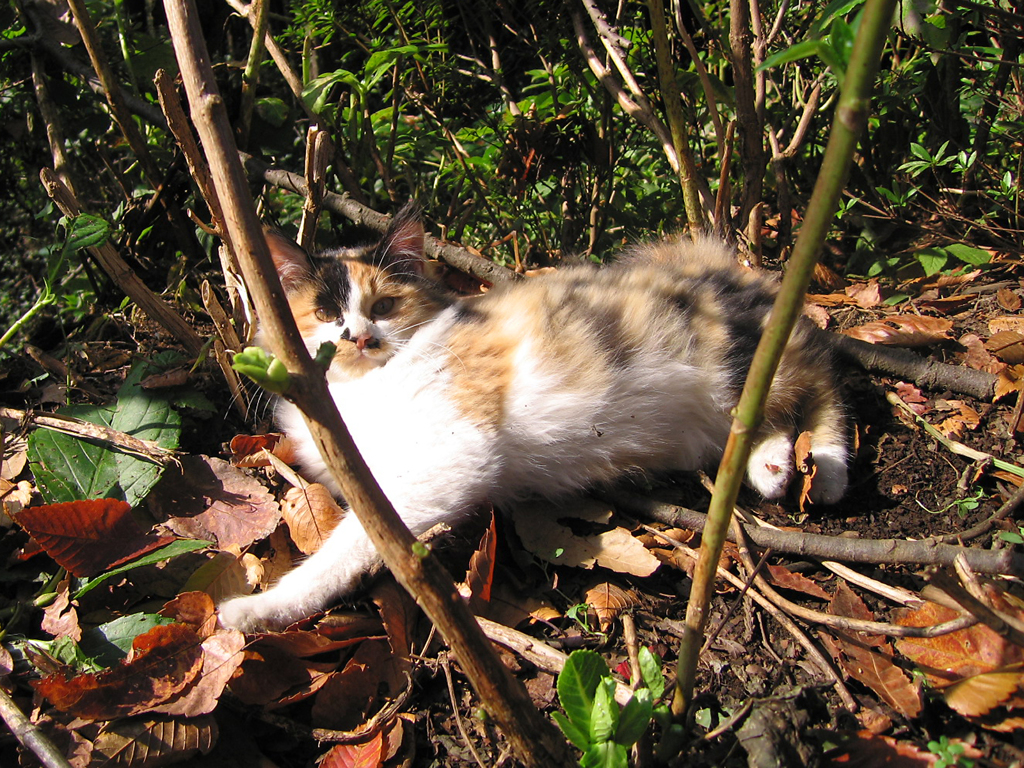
0 406 177 465
238 152 517 286
0 688 73 768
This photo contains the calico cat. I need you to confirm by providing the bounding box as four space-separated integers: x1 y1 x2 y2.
218 207 850 632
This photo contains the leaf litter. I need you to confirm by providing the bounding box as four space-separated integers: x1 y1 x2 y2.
4 263 1024 767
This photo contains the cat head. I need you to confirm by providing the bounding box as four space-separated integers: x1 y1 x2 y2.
263 204 453 381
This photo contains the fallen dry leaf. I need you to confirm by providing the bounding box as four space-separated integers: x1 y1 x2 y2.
943 670 1023 717
320 728 385 768
989 316 1024 334
40 575 81 643
15 498 172 578
766 564 830 601
512 499 660 577
823 731 947 767
842 315 953 347
585 582 637 632
90 715 217 765
32 623 204 721
281 483 344 555
997 287 1022 311
985 330 1024 364
845 280 884 308
151 455 281 550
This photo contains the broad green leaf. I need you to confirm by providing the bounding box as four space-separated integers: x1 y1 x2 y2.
73 538 210 600
638 646 665 699
590 678 618 743
28 404 120 503
255 97 289 127
915 247 948 276
64 213 111 253
557 650 609 732
111 364 181 508
552 711 590 751
79 613 177 667
615 688 653 746
945 243 991 266
759 39 824 70
581 740 628 768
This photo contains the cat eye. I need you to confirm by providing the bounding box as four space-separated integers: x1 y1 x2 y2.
371 297 396 317
314 308 338 323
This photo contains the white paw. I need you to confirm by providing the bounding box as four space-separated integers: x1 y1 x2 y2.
746 434 795 499
218 593 302 634
807 445 849 505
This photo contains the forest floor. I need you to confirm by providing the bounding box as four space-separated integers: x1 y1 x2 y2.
3 243 1024 768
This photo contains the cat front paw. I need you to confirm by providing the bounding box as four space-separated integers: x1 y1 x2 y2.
218 593 303 633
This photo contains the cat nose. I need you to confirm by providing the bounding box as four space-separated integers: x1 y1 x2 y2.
339 327 380 350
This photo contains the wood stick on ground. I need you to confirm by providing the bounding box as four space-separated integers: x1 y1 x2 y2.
612 491 1024 577
0 407 177 465
162 2 570 763
644 525 857 711
0 688 73 768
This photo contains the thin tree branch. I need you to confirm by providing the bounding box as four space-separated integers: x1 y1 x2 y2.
162 2 570 764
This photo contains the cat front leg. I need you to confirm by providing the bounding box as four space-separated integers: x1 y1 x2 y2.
217 513 379 632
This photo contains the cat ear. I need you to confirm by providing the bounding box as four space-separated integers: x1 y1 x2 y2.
376 203 426 276
264 228 313 291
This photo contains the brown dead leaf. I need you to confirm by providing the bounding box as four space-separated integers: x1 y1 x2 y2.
32 624 204 720
585 582 637 632
0 478 33 521
311 639 401 731
895 601 1024 684
803 302 831 329
182 550 255 604
997 288 1022 311
985 330 1024 364
845 280 884 308
281 483 344 555
936 401 982 439
461 513 497 614
958 333 1003 373
842 315 953 347
943 670 1023 717
320 729 385 768
91 715 217 766
15 498 172 578
512 499 660 577
229 432 286 468
916 295 975 314
823 731 943 767
150 455 280 550
140 367 190 389
766 565 830 600
160 591 218 639
228 641 337 706
1 430 27 481
40 575 81 642
995 364 1024 401
151 628 246 717
990 316 1024 334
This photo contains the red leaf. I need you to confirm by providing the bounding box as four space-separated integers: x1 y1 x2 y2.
14 499 162 577
32 624 203 720
320 730 385 768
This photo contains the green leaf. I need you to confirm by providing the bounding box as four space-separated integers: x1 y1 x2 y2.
64 213 111 253
28 404 120 503
111 363 181 508
581 740 628 768
79 613 177 667
552 710 590 751
759 39 824 70
944 243 991 266
255 97 289 127
73 538 210 600
615 688 653 746
915 247 948 276
590 678 618 743
557 650 609 733
638 646 664 699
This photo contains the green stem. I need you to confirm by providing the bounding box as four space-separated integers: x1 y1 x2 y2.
671 0 898 718
0 289 55 353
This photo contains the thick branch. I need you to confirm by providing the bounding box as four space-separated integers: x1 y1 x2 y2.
161 2 568 764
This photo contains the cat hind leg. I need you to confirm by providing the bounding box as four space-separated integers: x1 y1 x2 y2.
746 432 795 499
